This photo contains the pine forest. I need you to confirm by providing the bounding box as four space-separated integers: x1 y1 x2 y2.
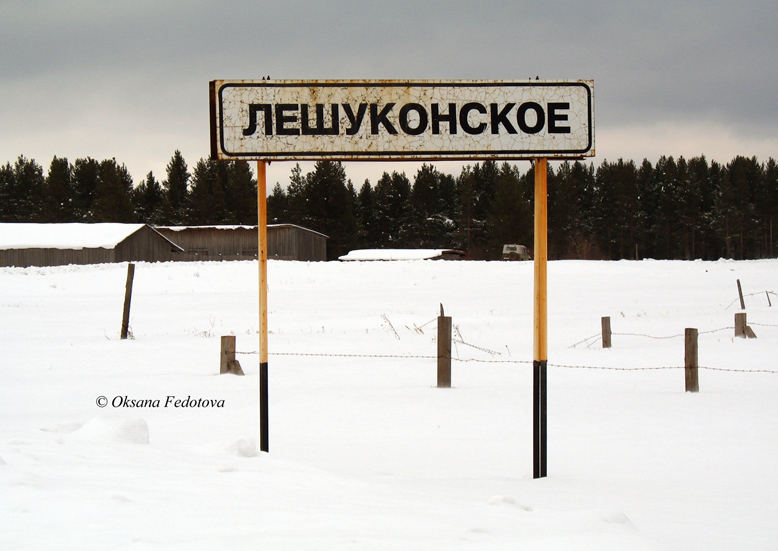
2 152 776 261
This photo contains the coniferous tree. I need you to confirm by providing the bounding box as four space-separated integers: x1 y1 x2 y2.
653 156 682 258
592 160 619 259
303 161 357 259
678 156 712 259
132 171 165 225
705 160 726 258
356 179 380 248
92 159 135 222
267 182 288 224
374 171 411 247
635 159 656 259
406 164 438 246
716 156 760 259
285 163 307 226
406 164 455 248
548 161 579 259
758 158 778 257
0 157 46 222
0 162 13 222
456 161 499 258
72 157 101 220
187 158 227 224
162 150 190 224
223 160 257 224
594 159 640 259
44 156 77 222
437 172 459 247
456 165 477 256
340 180 361 255
489 162 532 256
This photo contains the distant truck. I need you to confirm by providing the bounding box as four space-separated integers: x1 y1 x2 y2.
502 244 530 260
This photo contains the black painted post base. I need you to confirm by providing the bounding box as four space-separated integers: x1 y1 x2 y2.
533 360 547 479
260 362 269 452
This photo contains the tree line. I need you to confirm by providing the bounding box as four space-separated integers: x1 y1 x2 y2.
2 152 776 261
0 152 258 227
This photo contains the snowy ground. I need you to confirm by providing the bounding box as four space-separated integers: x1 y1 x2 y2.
1 259 776 550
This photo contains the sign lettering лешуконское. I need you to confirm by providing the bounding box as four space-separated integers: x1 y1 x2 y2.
210 80 594 161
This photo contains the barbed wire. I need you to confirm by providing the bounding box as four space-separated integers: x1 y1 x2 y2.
453 338 502 356
234 350 778 373
568 334 602 348
615 326 736 339
725 290 777 310
548 363 778 373
612 331 683 340
252 351 437 360
416 317 438 330
568 324 774 348
232 313 776 375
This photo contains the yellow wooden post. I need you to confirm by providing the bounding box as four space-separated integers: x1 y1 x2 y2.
533 157 548 479
257 161 269 452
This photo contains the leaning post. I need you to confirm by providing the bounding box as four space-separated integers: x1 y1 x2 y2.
737 279 746 310
120 263 135 340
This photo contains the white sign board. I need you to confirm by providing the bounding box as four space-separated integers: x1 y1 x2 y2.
210 80 594 161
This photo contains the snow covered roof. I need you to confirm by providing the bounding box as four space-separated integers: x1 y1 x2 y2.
156 224 329 239
155 225 257 231
339 249 465 261
0 223 152 250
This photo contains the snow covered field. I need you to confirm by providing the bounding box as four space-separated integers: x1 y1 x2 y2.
1 259 776 550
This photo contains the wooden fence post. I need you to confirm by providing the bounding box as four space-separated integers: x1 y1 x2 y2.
685 328 699 393
734 312 757 339
737 279 746 310
437 304 452 388
735 313 747 338
601 316 612 349
220 335 244 375
120 263 135 340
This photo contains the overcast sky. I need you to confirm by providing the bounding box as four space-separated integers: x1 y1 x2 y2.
2 0 776 188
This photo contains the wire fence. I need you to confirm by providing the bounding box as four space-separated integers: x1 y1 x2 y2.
725 290 777 310
233 315 778 374
569 326 736 348
234 349 778 374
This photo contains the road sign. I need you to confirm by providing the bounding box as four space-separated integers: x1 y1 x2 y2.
210 80 594 161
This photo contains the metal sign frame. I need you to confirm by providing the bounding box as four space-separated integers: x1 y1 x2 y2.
210 80 594 161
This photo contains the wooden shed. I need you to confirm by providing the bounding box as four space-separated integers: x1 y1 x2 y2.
338 249 466 261
0 223 184 268
154 224 327 261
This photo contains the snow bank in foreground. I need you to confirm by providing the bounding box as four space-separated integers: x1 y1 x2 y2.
70 415 150 445
1 259 776 550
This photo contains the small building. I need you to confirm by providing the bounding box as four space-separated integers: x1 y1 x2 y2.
338 249 466 261
0 223 183 268
154 224 327 262
267 224 327 261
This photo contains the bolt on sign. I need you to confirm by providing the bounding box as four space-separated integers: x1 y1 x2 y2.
210 80 594 161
